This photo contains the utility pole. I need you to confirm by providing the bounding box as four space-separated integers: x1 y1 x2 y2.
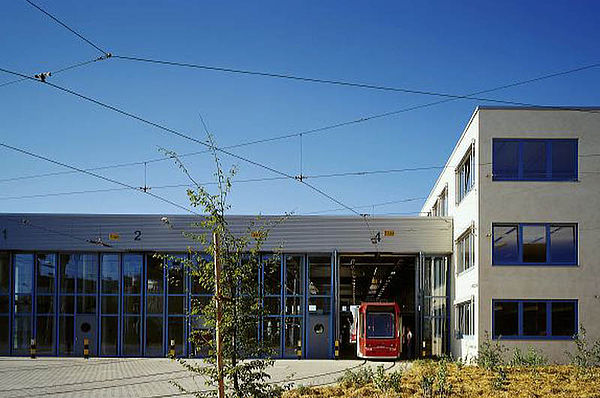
213 231 225 398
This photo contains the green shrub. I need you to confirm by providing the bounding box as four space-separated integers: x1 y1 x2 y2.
510 346 548 367
476 332 508 371
435 356 452 398
372 365 403 393
567 325 600 369
337 366 374 389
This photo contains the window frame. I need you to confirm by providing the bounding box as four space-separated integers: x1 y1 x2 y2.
455 299 474 338
456 144 476 204
492 223 578 266
456 226 475 274
492 138 578 182
492 299 578 340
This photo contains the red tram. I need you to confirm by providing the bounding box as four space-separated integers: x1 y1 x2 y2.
351 302 401 359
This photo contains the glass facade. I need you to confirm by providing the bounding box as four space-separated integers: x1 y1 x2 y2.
0 250 359 359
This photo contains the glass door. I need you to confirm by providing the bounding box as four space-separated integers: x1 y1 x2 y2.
283 255 303 358
416 254 449 358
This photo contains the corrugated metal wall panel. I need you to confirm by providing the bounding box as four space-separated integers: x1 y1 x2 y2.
0 213 453 253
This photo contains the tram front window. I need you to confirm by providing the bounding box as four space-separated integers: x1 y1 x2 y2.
366 309 395 338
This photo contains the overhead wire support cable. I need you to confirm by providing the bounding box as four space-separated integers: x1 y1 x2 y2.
23 0 109 56
113 55 600 108
0 54 111 89
0 67 365 222
0 142 199 216
2 59 599 183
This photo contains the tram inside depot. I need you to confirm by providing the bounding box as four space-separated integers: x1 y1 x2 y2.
338 254 415 359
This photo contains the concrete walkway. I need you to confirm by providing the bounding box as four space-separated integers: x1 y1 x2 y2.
0 357 405 398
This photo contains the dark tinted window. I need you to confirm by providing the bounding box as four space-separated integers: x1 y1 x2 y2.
552 140 577 180
551 302 576 336
493 301 518 337
522 141 547 180
0 253 10 294
366 309 395 338
492 139 577 181
523 302 547 336
492 140 519 179
493 226 519 263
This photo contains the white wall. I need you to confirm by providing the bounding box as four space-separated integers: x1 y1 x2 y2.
422 112 480 361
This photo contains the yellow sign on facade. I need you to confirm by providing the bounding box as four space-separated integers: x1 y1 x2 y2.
108 233 120 241
384 230 395 237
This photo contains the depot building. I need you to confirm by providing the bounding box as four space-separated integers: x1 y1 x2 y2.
0 107 598 361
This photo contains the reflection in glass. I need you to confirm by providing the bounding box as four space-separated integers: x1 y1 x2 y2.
123 296 141 314
14 254 34 294
263 255 281 295
123 254 142 294
493 226 519 263
523 141 546 179
168 317 185 356
101 316 118 356
37 295 54 314
36 254 56 294
59 254 77 293
36 315 55 354
492 140 519 179
523 225 546 263
146 317 163 356
14 295 32 313
122 316 141 356
550 225 576 263
147 255 164 294
59 316 74 355
13 315 31 354
77 255 98 294
552 141 577 180
285 297 303 315
168 259 185 294
285 256 303 296
146 296 163 315
101 254 120 294
308 256 331 296
263 317 281 355
284 317 302 358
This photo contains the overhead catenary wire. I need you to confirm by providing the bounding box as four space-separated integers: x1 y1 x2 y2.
2 60 599 184
0 142 199 216
113 55 600 110
0 67 368 224
0 54 111 89
23 0 109 56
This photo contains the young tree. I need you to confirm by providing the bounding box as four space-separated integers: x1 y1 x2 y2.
159 133 287 397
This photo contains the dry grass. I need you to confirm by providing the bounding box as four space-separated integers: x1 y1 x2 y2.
284 363 600 398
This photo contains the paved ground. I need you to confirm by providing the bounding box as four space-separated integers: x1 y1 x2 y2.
0 357 405 397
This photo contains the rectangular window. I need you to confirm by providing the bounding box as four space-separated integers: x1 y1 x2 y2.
456 146 475 203
493 300 577 339
456 228 475 274
493 223 577 265
456 300 474 337
431 188 448 217
493 139 577 181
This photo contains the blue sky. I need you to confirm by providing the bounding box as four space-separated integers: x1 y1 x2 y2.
1 0 599 216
